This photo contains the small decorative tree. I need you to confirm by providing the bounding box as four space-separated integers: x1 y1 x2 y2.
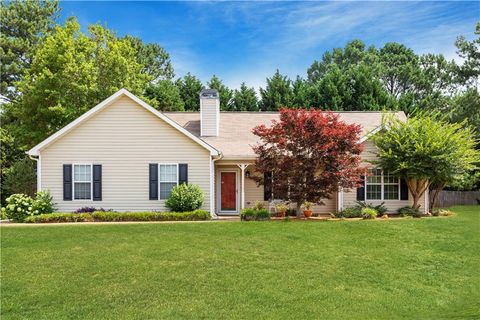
252 108 366 215
372 113 479 209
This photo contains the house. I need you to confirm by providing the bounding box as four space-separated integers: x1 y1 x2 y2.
27 88 429 216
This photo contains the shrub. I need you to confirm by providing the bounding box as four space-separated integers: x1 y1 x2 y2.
336 206 362 218
165 184 204 212
3 194 34 222
302 201 314 210
73 207 109 213
362 207 378 219
253 201 265 210
31 191 55 215
25 212 94 223
355 201 388 215
240 208 270 221
286 208 297 216
1 208 7 220
275 203 289 215
398 206 421 217
92 210 211 222
432 209 454 217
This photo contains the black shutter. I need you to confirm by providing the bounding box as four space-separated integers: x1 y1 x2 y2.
356 175 365 201
63 164 72 201
179 164 188 184
264 172 272 201
400 179 409 200
149 164 158 200
93 165 102 201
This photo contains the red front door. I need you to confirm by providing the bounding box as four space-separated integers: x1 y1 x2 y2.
221 172 236 211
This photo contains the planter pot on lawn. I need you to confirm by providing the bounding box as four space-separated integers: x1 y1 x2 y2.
303 210 313 218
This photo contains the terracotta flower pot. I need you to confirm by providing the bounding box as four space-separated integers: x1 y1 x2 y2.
277 211 286 218
303 210 313 218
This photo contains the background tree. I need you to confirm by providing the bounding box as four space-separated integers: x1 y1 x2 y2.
0 0 59 100
124 35 174 81
175 73 203 111
372 113 479 209
259 70 292 111
2 158 37 198
229 82 258 111
378 42 420 99
252 108 366 215
145 80 184 111
290 76 310 108
207 75 232 110
3 18 151 148
455 22 479 87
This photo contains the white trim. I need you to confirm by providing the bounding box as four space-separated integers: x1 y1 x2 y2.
72 163 93 201
359 126 382 143
37 153 41 192
216 169 240 215
158 163 179 200
237 164 250 210
365 168 400 201
27 89 220 156
337 189 344 212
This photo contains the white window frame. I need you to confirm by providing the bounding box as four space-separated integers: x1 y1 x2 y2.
158 163 179 200
72 163 93 201
365 168 400 201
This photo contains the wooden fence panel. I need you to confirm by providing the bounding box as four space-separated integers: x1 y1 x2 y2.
430 190 480 207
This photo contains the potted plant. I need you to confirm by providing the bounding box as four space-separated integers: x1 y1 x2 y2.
275 203 289 217
302 201 314 218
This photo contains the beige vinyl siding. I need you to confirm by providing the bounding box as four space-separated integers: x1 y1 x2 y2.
342 140 427 213
40 96 211 212
215 162 336 214
200 98 218 136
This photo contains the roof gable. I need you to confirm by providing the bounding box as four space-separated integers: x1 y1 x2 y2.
27 89 219 156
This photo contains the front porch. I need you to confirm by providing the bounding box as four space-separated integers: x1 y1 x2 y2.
213 160 338 216
214 160 257 216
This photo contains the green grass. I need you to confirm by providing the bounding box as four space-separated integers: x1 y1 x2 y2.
1 206 479 319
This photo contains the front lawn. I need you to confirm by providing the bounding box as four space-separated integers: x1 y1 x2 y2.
1 206 479 319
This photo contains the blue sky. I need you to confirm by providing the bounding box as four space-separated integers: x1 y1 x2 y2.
60 1 479 90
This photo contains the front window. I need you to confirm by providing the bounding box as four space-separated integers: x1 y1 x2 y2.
74 164 92 200
366 168 399 200
159 164 178 200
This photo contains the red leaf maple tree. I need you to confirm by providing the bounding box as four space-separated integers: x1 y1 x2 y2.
252 108 366 215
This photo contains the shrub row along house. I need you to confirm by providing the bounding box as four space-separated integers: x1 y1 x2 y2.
27 89 428 216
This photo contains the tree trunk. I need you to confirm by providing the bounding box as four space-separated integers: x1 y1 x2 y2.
412 195 420 210
407 178 430 210
430 181 446 209
296 202 302 217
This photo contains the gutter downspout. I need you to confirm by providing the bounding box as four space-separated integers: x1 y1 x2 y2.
27 152 40 192
210 153 223 219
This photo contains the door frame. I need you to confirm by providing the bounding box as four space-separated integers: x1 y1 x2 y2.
216 169 240 215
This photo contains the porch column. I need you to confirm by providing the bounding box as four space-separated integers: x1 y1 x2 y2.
237 164 250 210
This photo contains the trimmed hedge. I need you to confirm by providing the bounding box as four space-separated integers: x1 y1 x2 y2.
25 213 93 223
24 210 211 223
